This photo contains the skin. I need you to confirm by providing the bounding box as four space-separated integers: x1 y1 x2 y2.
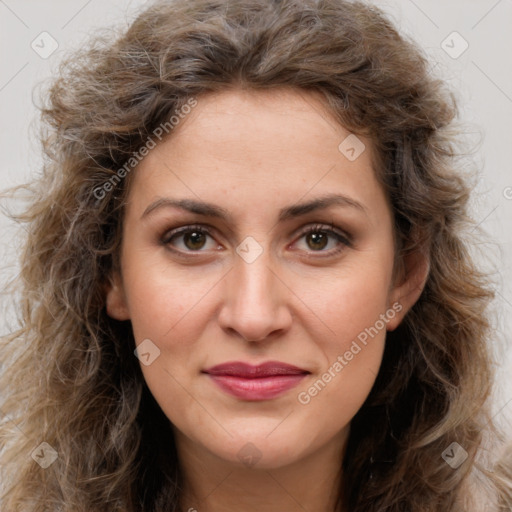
106 87 428 512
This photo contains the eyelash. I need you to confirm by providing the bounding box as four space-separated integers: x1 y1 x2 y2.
161 222 352 258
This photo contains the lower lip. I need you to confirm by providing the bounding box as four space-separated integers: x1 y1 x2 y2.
207 374 308 401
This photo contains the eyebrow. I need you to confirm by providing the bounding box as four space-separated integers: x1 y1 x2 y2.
141 193 368 222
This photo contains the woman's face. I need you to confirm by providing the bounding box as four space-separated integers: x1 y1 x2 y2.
106 88 420 469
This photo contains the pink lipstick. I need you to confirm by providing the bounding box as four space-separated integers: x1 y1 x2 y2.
202 361 309 401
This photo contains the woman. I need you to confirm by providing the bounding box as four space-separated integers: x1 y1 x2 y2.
0 0 510 510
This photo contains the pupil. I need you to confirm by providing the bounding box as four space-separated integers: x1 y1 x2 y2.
308 232 327 250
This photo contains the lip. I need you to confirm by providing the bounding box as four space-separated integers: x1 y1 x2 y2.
202 361 310 401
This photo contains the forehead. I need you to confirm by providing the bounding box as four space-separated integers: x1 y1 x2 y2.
166 87 357 159
127 87 388 224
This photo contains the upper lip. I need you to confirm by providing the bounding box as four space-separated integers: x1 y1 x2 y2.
203 361 310 378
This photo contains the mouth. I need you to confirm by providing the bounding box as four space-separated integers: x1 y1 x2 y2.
202 361 310 401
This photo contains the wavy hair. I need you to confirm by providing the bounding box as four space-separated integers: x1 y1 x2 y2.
1 0 511 510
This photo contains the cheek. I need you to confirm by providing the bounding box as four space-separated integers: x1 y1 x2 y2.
301 254 393 348
124 266 215 429
122 256 219 343
294 275 390 435
292 258 391 416
122 260 221 416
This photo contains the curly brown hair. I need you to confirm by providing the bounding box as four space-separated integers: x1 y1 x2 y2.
1 0 511 510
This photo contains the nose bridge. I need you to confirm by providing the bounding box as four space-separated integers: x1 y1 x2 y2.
235 246 275 304
218 240 291 341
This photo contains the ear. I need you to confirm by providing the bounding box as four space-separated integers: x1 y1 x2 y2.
105 271 131 321
386 249 429 331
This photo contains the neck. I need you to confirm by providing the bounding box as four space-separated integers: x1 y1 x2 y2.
175 428 348 512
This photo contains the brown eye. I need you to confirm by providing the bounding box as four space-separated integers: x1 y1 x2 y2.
305 231 329 251
181 230 207 250
162 225 219 252
294 223 351 256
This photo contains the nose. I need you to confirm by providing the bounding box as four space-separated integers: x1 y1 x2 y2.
217 247 293 343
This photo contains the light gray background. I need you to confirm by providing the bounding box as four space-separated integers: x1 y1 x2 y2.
1 0 511 433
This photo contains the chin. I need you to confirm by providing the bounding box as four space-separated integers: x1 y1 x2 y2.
194 424 318 470
216 439 302 470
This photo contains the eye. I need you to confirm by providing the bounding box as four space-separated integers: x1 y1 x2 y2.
293 222 351 256
161 222 351 256
161 224 220 252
